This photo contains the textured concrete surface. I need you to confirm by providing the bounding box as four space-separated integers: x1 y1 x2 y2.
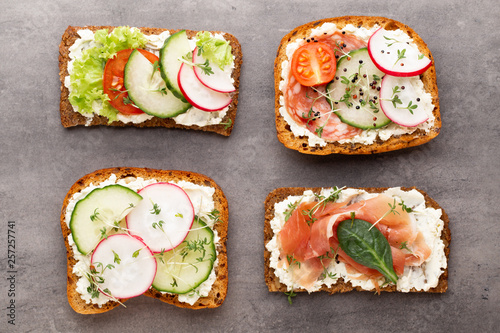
0 0 499 332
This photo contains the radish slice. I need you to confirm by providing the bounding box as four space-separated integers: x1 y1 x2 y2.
368 28 432 77
379 75 429 127
193 47 235 93
90 234 156 299
177 62 232 112
126 183 194 253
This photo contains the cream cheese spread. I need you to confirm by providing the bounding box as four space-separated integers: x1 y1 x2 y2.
265 187 447 293
64 174 219 307
65 28 233 127
279 23 435 147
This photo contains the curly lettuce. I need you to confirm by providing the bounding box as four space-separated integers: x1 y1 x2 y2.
68 26 148 121
195 31 232 70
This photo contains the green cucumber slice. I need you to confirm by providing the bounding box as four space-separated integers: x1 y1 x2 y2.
124 49 191 118
326 48 391 129
152 216 216 294
160 30 191 102
69 184 143 255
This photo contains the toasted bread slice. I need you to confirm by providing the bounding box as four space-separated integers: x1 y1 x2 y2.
275 16 441 154
60 167 228 314
264 186 450 294
59 26 242 136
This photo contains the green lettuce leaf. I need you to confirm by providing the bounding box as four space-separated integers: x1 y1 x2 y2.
68 27 148 121
195 31 232 70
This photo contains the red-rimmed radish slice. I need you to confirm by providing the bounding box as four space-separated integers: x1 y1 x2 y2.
379 75 429 127
177 62 232 112
126 183 194 253
90 234 156 299
368 28 432 77
193 47 235 93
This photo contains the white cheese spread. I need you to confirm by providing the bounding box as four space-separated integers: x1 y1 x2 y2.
64 174 219 307
279 23 435 147
65 28 233 127
265 187 447 293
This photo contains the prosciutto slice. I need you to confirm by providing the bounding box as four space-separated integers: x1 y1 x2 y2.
277 194 431 288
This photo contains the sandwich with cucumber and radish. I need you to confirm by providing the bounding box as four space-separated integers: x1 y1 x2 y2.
274 16 441 154
60 167 228 313
59 26 242 136
264 186 450 303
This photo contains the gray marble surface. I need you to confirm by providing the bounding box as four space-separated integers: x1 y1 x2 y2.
1 0 499 332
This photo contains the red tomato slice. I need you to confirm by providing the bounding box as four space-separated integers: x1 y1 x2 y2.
291 42 336 87
103 49 159 115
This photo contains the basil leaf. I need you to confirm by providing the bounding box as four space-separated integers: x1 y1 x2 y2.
337 219 398 284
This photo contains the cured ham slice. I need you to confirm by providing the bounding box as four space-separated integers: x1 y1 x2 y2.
283 31 368 141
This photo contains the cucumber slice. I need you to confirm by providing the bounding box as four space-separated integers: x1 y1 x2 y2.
326 48 391 129
152 217 216 294
160 30 191 102
124 50 191 118
69 185 143 255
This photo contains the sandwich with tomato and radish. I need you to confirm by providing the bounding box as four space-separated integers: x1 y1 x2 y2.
59 26 242 135
264 186 450 302
274 16 441 154
61 167 228 313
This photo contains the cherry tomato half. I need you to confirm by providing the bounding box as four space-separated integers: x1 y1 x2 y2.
103 49 159 115
291 42 336 87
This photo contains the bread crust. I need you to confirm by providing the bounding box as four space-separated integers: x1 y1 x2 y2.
60 167 229 314
274 16 441 154
264 186 450 294
59 26 242 136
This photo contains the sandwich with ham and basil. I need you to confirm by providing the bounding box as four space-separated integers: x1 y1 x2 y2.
264 186 449 302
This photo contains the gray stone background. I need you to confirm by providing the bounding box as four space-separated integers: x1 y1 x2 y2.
1 0 499 332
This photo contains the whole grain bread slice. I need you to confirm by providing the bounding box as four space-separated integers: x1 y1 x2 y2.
60 167 229 314
275 16 441 154
264 186 450 294
59 26 242 136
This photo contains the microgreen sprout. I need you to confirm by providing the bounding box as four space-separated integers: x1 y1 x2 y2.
180 53 214 76
220 119 232 129
285 289 297 305
151 61 160 80
394 49 407 65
